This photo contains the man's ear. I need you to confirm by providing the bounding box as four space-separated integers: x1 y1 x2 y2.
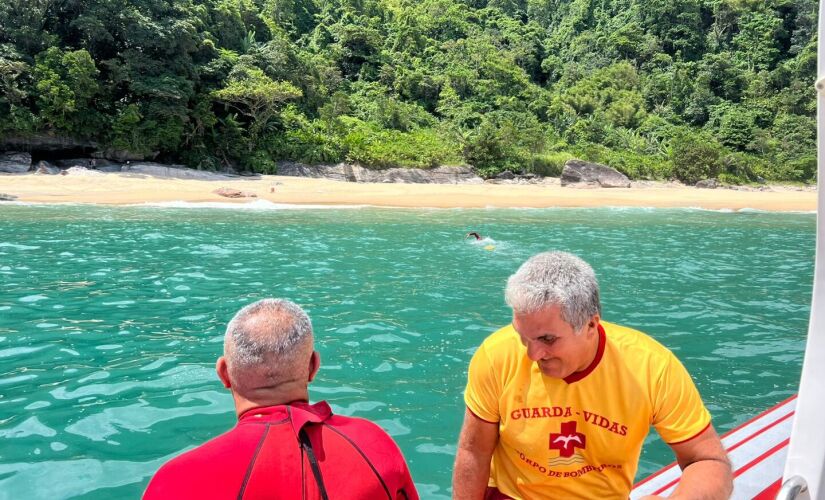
587 313 601 335
216 356 232 389
308 351 321 382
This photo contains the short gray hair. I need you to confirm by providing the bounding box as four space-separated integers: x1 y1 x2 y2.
224 298 313 370
505 251 601 331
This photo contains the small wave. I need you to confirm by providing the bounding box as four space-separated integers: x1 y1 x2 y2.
19 294 48 303
737 207 816 215
416 443 458 455
363 333 410 344
374 418 411 436
191 244 233 256
674 206 816 214
0 346 48 359
148 296 187 304
468 237 496 245
132 200 369 210
0 242 40 250
0 416 57 439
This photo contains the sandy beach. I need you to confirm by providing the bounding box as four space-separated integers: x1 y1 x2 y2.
0 172 816 211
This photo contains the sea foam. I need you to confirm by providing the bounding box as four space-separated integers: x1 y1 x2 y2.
133 200 368 210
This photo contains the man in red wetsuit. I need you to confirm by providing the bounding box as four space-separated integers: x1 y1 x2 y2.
144 298 418 500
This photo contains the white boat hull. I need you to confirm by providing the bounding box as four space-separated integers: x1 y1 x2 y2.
632 396 797 499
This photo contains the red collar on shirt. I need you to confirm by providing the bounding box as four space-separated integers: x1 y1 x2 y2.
563 323 606 384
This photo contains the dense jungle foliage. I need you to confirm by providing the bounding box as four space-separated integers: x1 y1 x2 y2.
0 0 818 182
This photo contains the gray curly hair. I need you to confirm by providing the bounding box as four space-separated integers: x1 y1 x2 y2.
505 251 601 331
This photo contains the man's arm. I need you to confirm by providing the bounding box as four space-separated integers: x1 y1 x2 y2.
642 425 732 500
453 408 499 500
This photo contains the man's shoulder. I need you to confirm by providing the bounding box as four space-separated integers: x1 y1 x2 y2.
322 414 409 467
145 425 259 498
153 424 254 471
326 414 399 444
480 324 520 351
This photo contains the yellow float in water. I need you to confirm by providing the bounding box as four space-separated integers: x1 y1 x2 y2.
484 245 496 251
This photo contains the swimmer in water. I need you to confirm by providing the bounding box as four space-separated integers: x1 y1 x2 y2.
465 232 482 241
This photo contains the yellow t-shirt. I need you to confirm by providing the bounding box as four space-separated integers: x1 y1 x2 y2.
464 321 711 499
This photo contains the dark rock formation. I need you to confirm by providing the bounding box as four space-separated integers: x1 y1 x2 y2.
695 179 720 189
1 135 151 163
93 149 149 162
485 174 549 185
96 164 124 173
496 170 516 180
0 193 18 201
276 162 359 182
34 160 60 175
0 134 97 152
122 162 250 180
0 152 32 173
276 162 483 184
561 159 631 188
53 158 95 169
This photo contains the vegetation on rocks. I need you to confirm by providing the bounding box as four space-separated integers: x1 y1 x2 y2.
0 0 816 182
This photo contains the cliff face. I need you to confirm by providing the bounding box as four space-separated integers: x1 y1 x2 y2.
0 135 98 152
276 162 484 184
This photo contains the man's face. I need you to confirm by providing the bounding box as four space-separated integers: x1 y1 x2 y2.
512 304 599 379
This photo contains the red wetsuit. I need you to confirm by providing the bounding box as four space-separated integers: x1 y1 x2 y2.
144 401 418 500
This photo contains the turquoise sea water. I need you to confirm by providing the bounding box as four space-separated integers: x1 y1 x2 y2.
0 203 815 499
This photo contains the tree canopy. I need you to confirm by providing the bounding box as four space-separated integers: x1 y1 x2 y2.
0 0 817 182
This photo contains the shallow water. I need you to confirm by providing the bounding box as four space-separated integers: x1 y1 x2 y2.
0 204 814 499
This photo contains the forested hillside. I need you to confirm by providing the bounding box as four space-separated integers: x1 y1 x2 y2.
0 0 817 182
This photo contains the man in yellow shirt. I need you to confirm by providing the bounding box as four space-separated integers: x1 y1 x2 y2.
453 252 732 499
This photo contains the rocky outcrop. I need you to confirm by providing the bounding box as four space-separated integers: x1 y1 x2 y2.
0 134 97 152
51 158 121 169
0 152 32 173
486 172 548 184
561 159 631 188
276 162 358 182
93 149 150 162
96 164 125 173
276 162 483 184
53 158 95 169
695 179 720 189
213 187 257 198
34 160 60 175
0 193 18 201
122 162 248 180
0 134 150 161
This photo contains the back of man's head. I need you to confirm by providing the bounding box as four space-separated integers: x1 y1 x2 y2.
505 251 601 331
223 298 314 394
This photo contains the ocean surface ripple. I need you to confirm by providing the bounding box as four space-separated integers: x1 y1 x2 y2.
0 205 814 499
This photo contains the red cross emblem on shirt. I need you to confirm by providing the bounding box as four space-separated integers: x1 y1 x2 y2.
549 421 586 458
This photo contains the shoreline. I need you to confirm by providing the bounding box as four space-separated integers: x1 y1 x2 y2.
0 172 817 212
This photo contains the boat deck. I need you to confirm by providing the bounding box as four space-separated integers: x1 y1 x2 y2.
631 395 797 499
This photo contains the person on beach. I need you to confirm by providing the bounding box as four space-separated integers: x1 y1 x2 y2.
145 298 418 500
452 251 731 499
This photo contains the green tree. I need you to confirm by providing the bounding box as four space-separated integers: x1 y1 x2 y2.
212 63 302 150
0 0 816 179
671 132 723 184
733 10 783 71
33 47 100 135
